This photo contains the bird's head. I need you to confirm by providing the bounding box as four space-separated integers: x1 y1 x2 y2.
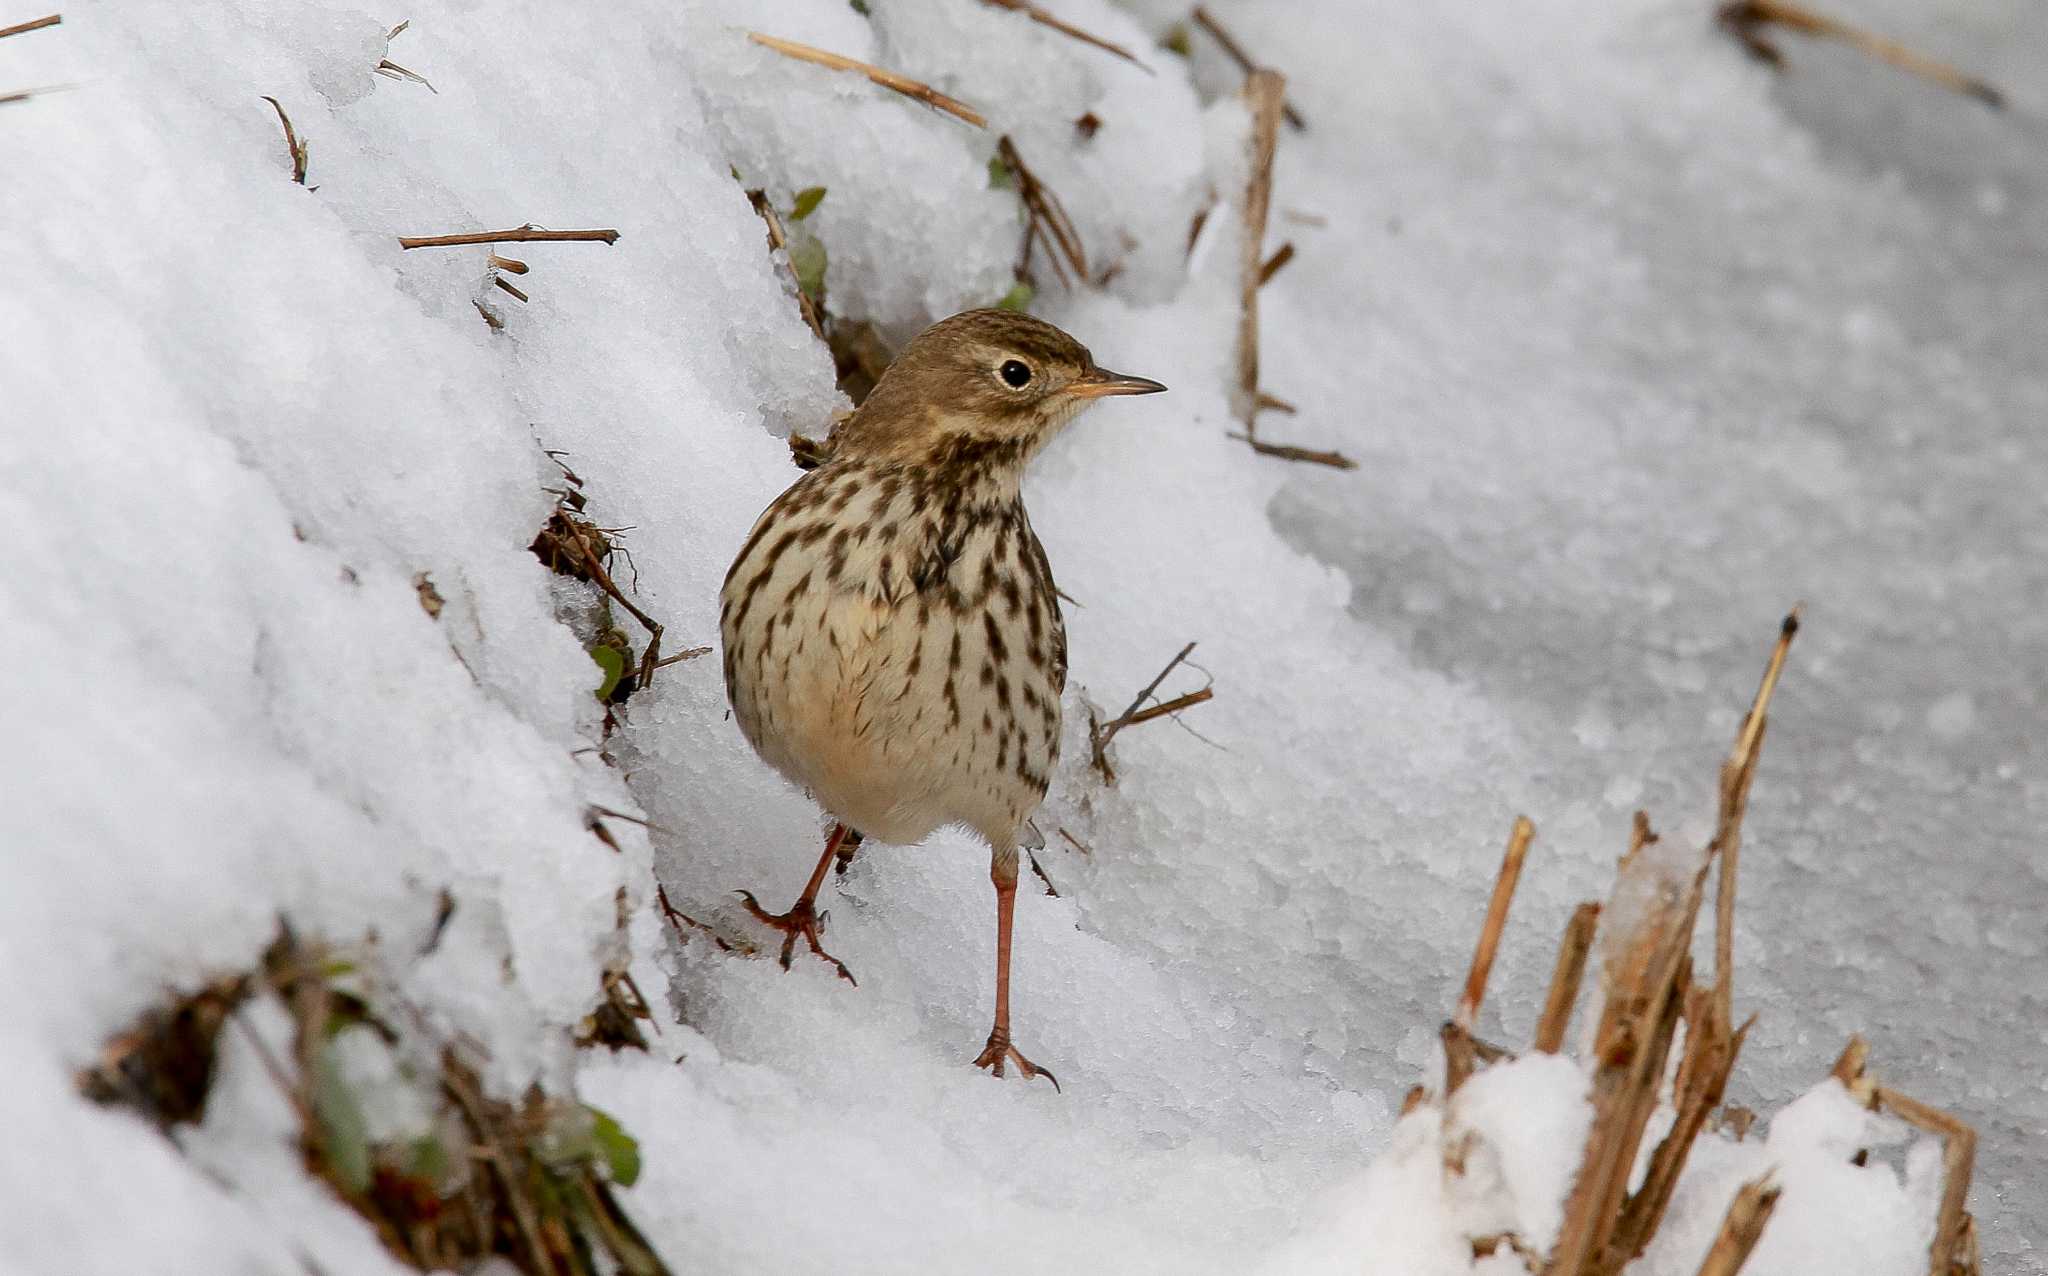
832 309 1166 471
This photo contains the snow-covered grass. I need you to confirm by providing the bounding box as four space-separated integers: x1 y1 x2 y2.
3 0 2039 1272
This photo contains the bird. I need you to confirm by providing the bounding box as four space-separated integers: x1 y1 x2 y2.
719 308 1166 1086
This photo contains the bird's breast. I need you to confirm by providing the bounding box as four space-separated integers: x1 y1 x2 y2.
720 462 1068 846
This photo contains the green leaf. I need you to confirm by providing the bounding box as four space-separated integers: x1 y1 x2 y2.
789 235 828 302
789 186 827 221
849 0 870 12
589 635 630 703
405 1132 450 1186
1159 24 1192 57
312 1040 372 1194
986 154 1013 190
995 281 1034 312
586 1105 641 1187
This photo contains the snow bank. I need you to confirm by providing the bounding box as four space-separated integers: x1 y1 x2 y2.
3 0 2035 1272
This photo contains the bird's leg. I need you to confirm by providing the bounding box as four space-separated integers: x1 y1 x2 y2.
972 847 1059 1090
831 826 864 876
736 822 857 984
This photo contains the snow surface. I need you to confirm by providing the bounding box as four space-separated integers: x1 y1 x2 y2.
3 0 2041 1273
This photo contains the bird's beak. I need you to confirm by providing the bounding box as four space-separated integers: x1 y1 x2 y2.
1065 367 1169 399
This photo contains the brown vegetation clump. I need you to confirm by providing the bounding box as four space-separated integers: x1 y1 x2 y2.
1424 614 1980 1276
80 923 674 1276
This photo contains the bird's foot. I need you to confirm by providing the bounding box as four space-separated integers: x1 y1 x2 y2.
972 1026 1060 1091
734 890 856 985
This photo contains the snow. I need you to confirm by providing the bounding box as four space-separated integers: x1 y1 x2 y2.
3 0 2041 1273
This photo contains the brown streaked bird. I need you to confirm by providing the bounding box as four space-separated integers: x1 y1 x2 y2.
719 308 1166 1086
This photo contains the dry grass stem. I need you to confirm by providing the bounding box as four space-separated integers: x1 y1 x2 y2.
1257 241 1295 287
1878 1086 1978 1276
1718 0 2003 107
982 0 1150 72
998 135 1088 288
1611 996 1755 1264
1831 1036 1981 1276
1712 609 1798 1025
373 21 435 93
1533 901 1600 1053
1229 71 1354 470
0 82 70 105
374 58 434 90
494 275 530 303
1090 641 1206 783
0 12 60 39
1548 856 1706 1274
1692 1174 1782 1276
1254 391 1297 415
1445 818 1535 1093
1829 1032 1871 1093
472 300 504 330
1456 816 1535 1032
1190 7 1307 129
1185 201 1213 257
748 32 987 127
656 883 749 956
259 96 310 185
1232 69 1281 426
487 254 529 274
586 805 677 839
1227 432 1359 469
746 189 827 341
1026 850 1061 897
399 227 621 249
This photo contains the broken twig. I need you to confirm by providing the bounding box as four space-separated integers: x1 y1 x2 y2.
1257 241 1295 287
1121 687 1213 727
1090 642 1207 782
998 135 1088 288
0 12 60 39
747 189 827 341
400 227 620 250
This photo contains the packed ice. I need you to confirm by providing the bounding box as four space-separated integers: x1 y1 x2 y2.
2 0 2039 1272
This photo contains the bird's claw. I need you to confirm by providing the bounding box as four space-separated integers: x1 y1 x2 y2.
972 1027 1060 1092
734 890 857 985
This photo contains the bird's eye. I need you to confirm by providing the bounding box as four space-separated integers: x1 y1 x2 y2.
999 359 1033 389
